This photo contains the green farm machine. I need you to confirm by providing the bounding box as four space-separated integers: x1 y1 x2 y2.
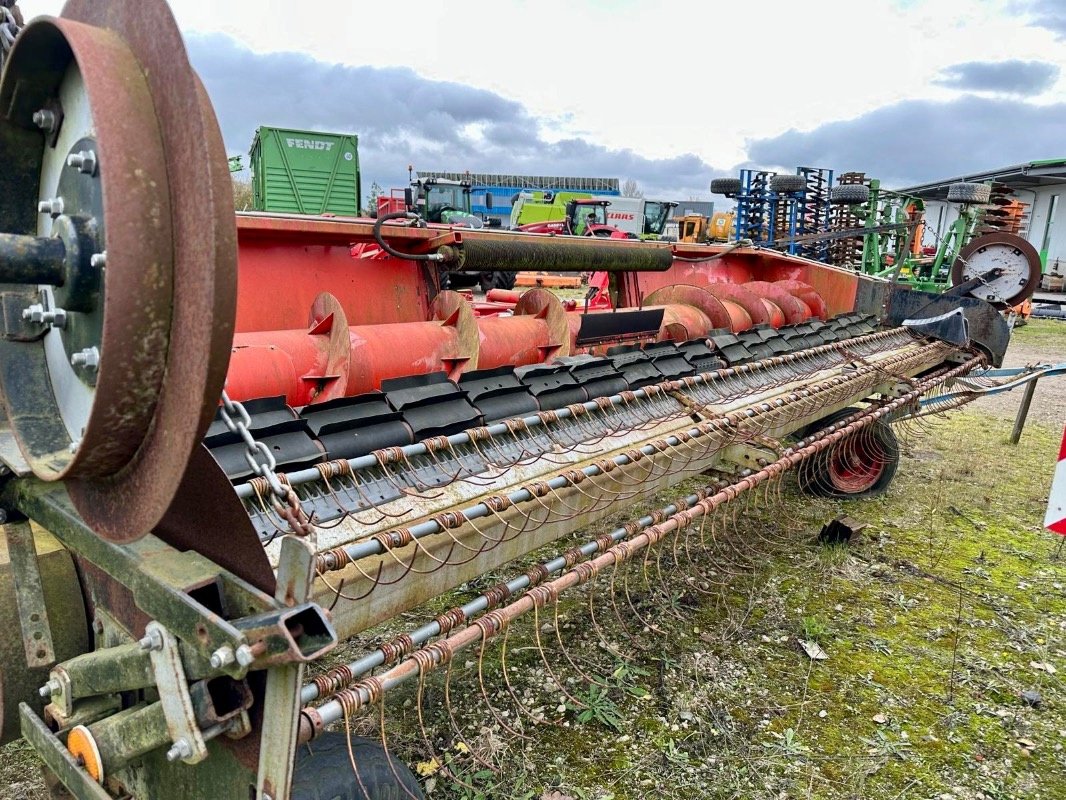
712 169 1042 309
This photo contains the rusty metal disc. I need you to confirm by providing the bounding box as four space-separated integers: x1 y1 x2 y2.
644 284 731 329
427 290 480 376
951 232 1041 307
743 281 811 325
773 279 828 320
59 0 238 541
513 288 572 359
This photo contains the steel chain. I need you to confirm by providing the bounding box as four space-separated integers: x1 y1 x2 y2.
219 390 313 536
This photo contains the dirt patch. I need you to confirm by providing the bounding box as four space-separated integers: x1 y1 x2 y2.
973 319 1066 428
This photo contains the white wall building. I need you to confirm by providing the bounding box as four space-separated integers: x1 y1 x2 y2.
898 160 1066 275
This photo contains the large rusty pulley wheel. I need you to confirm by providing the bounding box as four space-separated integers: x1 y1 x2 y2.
951 231 1041 307
0 0 237 541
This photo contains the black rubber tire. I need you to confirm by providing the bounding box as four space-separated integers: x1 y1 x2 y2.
770 174 807 194
830 184 870 205
946 181 991 204
796 408 900 499
479 270 517 292
710 177 742 196
291 733 425 800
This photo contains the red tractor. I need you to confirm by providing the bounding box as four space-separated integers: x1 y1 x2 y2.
517 198 633 239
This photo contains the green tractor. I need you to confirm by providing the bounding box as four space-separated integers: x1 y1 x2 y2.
407 177 516 292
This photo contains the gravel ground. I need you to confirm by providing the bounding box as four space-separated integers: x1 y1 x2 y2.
970 319 1065 428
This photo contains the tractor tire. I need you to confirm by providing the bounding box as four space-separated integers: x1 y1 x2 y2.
710 177 742 196
946 182 991 204
796 408 900 499
291 733 425 800
479 270 517 292
830 184 871 205
770 174 807 194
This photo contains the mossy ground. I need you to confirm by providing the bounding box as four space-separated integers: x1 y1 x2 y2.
326 409 1065 800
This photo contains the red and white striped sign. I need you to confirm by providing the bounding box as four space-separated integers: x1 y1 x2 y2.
1047 427 1066 536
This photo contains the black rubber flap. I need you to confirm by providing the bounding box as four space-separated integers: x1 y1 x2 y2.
707 328 754 366
300 393 414 461
677 339 726 373
558 355 629 402
643 342 694 381
606 347 663 389
460 366 539 424
515 363 588 410
381 372 483 440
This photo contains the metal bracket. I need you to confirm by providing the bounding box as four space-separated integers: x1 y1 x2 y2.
3 521 56 667
144 621 208 765
902 307 969 348
1 290 48 342
19 703 113 800
721 443 779 470
255 536 316 800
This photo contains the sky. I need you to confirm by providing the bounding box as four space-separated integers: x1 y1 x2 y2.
16 0 1066 201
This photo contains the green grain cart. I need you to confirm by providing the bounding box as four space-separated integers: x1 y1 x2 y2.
249 126 362 216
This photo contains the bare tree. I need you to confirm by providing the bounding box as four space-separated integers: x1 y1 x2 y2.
621 178 644 198
232 176 254 211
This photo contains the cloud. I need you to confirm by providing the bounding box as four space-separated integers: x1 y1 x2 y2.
186 33 717 201
932 60 1059 96
1018 0 1066 38
746 95 1066 188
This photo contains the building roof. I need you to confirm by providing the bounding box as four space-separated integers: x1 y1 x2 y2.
897 159 1066 200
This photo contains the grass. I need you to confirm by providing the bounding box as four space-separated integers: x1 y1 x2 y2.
329 409 1066 800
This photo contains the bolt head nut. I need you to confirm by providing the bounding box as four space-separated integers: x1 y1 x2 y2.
235 644 255 667
90 251 107 269
138 629 163 652
32 109 56 133
209 646 235 669
165 739 192 762
37 198 64 218
66 150 97 176
71 347 100 370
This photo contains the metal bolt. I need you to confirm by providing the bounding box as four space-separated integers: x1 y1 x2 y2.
138 628 163 652
32 109 56 133
90 251 107 269
66 150 97 176
165 739 192 762
209 646 235 669
37 197 64 218
38 678 61 698
22 304 44 323
22 304 67 329
71 347 100 371
235 644 255 667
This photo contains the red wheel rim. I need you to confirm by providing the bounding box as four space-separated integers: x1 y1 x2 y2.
827 435 888 494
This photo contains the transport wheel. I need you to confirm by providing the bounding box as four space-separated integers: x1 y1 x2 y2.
291 733 425 800
830 184 870 205
797 408 900 499
479 270 517 292
946 181 991 204
710 177 742 196
770 174 807 193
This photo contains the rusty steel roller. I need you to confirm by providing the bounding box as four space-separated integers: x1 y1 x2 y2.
451 234 674 274
0 1 237 541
